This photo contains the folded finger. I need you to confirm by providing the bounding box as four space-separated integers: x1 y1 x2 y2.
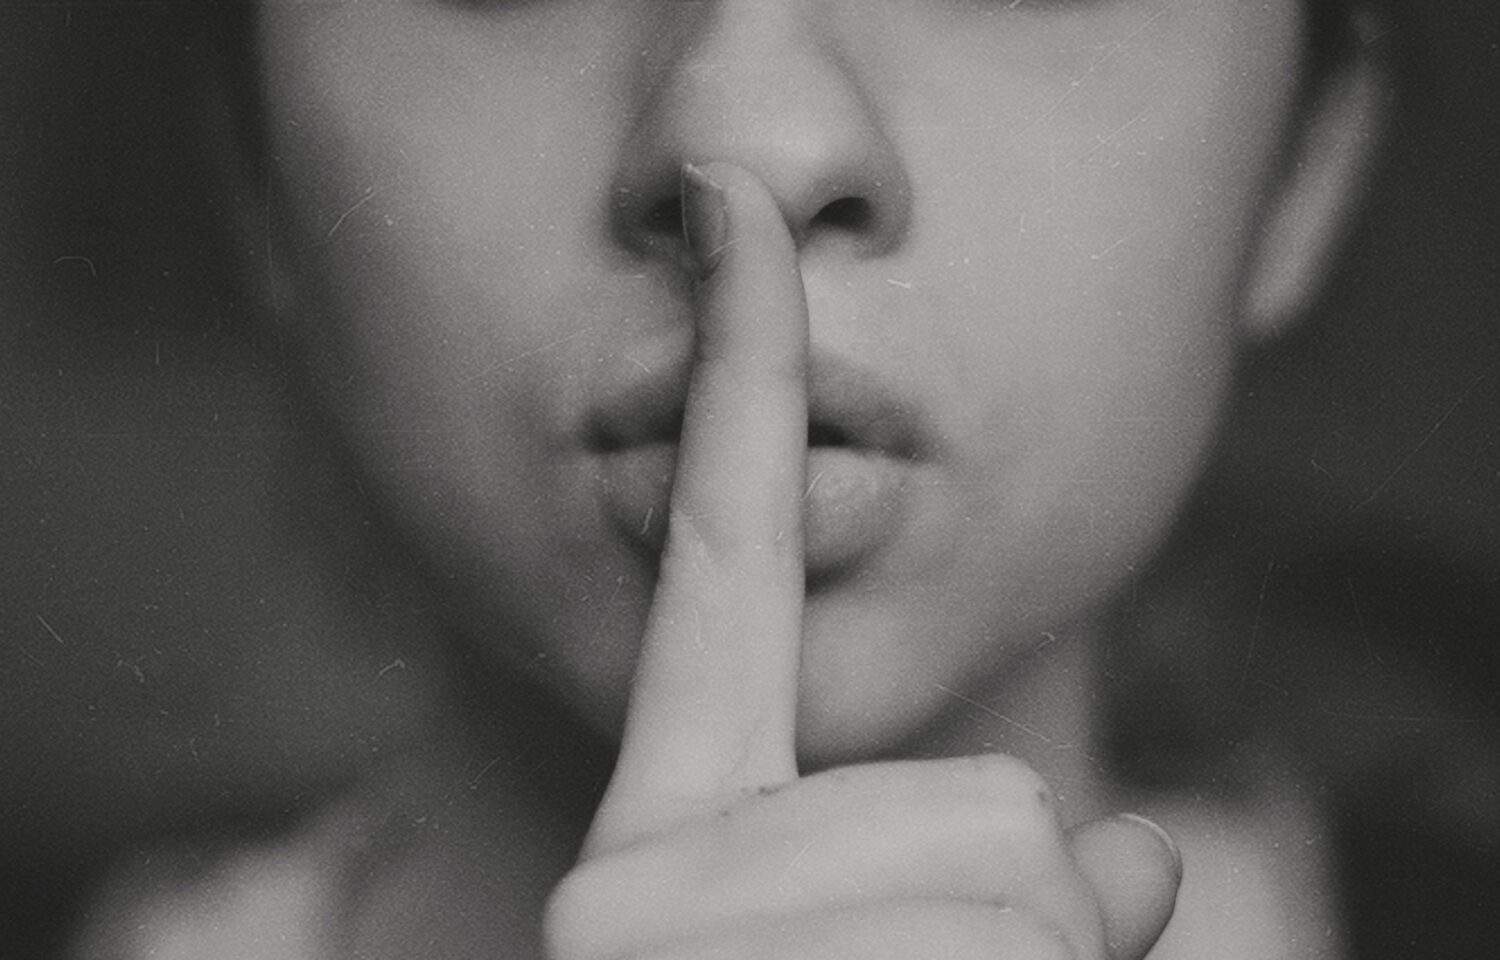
624 900 1078 960
557 756 1105 959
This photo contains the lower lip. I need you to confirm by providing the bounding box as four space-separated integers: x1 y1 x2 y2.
598 444 910 579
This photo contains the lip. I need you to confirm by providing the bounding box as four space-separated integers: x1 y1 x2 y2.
588 351 936 580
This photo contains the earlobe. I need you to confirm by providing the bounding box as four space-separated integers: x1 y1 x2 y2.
1238 12 1390 342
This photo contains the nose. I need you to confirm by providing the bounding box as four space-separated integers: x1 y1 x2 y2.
610 1 911 263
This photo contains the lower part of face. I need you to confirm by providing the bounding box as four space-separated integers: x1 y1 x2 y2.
255 0 1304 763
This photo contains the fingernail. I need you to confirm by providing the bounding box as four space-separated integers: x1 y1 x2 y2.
1117 813 1183 881
682 163 729 277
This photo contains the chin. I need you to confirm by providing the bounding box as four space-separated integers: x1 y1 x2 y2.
506 590 959 771
786 592 1005 770
793 694 934 771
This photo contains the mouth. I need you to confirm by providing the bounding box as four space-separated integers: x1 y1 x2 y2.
587 353 934 581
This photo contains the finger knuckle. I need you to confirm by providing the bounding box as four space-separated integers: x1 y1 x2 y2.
961 753 1058 819
934 755 1072 868
964 752 1051 799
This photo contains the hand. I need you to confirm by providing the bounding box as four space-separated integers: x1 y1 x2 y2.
544 162 1180 960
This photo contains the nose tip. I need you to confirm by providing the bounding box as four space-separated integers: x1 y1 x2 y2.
609 7 911 263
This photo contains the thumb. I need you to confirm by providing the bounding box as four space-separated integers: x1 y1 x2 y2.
1068 813 1182 960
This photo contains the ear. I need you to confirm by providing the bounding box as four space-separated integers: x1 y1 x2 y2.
1238 9 1391 341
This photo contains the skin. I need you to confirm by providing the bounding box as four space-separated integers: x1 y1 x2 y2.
547 162 1179 960
259 0 1302 760
246 0 1375 956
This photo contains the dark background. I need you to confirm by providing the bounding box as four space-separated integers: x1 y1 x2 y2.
3 2 1496 957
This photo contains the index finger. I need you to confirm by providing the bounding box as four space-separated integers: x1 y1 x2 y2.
586 163 809 853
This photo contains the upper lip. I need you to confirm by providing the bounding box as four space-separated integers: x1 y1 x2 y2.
585 349 935 461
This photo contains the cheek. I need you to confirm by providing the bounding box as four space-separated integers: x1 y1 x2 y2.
893 4 1299 613
255 7 668 715
258 1 637 514
256 0 658 391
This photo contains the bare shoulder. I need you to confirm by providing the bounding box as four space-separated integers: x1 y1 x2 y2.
62 752 568 960
64 831 333 960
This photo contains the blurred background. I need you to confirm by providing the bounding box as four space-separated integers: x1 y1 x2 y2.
2 2 1495 958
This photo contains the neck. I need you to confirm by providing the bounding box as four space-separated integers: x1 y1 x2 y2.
909 616 1112 826
342 616 1112 956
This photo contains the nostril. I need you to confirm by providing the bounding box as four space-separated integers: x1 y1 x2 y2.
812 196 874 233
808 421 852 447
618 188 882 258
643 194 684 240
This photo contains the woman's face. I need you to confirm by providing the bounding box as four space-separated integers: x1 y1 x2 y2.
257 0 1304 760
